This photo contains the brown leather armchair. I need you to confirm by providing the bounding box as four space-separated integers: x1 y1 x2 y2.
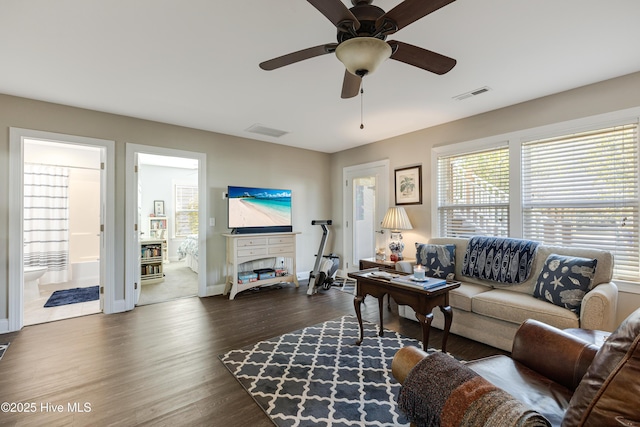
392 308 640 427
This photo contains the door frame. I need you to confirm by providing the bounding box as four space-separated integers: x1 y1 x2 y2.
124 143 207 310
342 159 390 271
8 128 115 332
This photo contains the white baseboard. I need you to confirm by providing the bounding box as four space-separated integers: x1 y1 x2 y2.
297 271 310 280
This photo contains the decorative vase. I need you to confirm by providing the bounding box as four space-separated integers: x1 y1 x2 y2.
388 232 405 261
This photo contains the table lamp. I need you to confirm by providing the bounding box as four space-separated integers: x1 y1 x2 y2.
381 207 413 261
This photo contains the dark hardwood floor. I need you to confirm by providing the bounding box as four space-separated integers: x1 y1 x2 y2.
0 282 507 426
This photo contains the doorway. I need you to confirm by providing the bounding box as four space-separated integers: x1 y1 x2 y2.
136 153 200 305
8 128 115 332
125 144 207 309
343 160 390 271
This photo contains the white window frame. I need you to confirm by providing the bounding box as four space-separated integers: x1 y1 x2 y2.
432 106 640 294
522 123 639 282
435 144 511 237
173 182 199 238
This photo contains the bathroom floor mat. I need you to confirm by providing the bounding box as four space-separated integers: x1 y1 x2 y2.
44 285 99 307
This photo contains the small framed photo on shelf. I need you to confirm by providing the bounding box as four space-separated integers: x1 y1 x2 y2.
395 165 422 205
154 200 165 216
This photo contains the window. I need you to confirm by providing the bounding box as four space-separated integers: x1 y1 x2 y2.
174 184 198 237
437 146 510 237
522 124 640 282
435 118 640 284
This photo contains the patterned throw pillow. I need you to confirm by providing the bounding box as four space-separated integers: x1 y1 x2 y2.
533 254 598 314
461 236 539 284
415 243 456 281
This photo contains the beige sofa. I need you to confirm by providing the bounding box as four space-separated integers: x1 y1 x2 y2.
396 237 619 351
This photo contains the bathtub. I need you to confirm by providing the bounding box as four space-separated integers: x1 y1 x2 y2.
71 260 100 286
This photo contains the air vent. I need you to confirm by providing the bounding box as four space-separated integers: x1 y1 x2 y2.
453 86 491 101
245 124 289 138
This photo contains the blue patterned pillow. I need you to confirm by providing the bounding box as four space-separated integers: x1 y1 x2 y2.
415 243 456 281
533 254 598 314
461 236 539 284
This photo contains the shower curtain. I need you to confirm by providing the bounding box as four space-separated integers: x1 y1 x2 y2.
24 164 70 284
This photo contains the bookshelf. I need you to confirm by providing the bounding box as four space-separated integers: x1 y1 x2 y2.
148 217 168 262
148 217 167 239
141 239 164 284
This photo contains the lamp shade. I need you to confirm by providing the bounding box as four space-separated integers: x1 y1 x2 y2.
381 207 413 232
335 37 392 76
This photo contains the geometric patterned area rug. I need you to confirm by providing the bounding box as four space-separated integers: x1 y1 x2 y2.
0 342 9 362
219 315 433 427
44 285 99 308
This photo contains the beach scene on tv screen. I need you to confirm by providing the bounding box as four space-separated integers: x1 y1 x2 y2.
228 187 292 228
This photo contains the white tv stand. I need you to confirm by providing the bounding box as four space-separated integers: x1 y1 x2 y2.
223 232 300 300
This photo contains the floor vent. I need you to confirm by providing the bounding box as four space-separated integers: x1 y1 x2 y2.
245 124 289 138
453 86 491 101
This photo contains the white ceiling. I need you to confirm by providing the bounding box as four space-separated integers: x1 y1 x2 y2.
2 1 640 153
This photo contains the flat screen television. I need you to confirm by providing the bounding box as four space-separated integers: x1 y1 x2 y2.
227 186 293 234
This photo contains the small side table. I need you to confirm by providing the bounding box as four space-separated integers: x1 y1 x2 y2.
359 257 416 273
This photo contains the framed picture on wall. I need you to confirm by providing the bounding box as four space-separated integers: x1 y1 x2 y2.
395 165 422 205
154 200 165 216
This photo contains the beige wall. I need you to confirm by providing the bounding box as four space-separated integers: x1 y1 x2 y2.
0 94 332 322
330 71 640 325
3 71 640 328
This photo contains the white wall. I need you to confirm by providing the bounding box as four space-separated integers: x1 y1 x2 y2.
68 168 100 264
139 163 198 259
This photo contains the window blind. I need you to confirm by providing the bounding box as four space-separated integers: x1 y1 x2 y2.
522 123 640 282
175 185 198 237
437 146 510 237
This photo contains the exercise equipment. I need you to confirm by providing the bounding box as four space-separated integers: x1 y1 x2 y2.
308 220 339 295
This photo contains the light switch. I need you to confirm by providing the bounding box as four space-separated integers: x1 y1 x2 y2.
209 217 215 227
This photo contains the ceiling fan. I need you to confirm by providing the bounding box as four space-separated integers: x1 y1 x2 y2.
259 0 457 99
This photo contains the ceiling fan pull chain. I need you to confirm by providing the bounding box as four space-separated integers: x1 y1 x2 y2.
360 82 364 129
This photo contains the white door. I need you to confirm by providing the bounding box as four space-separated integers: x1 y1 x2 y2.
99 146 107 312
134 153 142 305
343 160 390 271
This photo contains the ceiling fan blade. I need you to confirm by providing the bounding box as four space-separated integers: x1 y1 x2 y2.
341 70 361 99
260 43 338 71
389 41 456 75
307 0 360 32
376 0 456 35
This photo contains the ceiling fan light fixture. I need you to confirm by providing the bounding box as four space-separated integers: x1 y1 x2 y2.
335 37 391 76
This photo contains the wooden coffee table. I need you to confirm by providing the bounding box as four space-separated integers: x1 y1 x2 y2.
348 268 460 352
